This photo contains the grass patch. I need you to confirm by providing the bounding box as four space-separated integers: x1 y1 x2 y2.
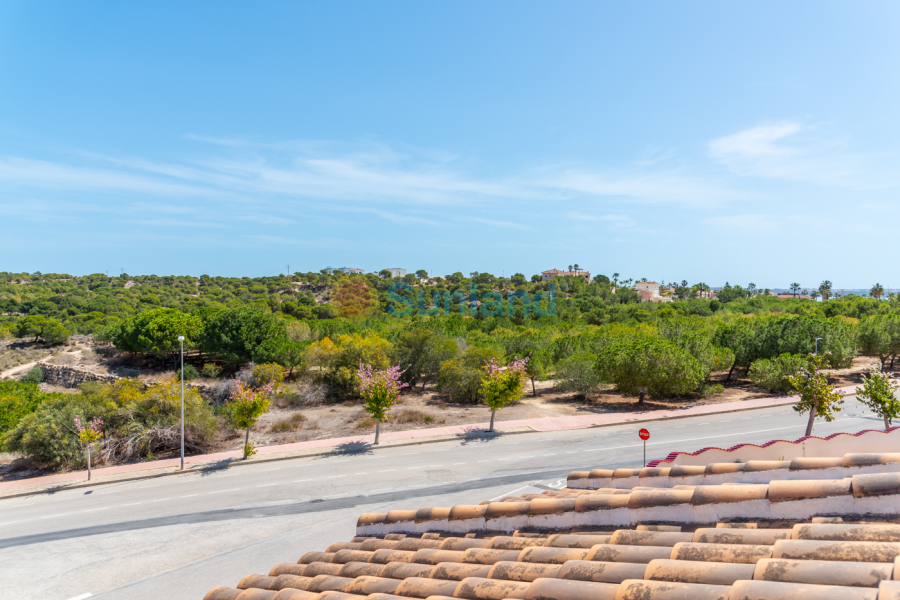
270 413 306 432
394 409 441 424
356 418 375 429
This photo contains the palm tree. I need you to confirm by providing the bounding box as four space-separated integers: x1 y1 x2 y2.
567 265 573 273
870 283 885 299
612 273 619 288
811 290 820 301
790 282 801 297
573 263 580 273
819 280 832 301
748 283 756 296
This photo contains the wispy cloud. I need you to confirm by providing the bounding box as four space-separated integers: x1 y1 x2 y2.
708 122 896 189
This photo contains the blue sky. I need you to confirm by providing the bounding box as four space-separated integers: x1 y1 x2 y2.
1 2 898 289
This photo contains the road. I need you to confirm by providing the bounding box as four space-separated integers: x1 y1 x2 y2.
0 398 885 600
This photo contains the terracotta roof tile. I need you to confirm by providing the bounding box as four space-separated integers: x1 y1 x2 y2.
614 580 731 600
753 558 893 587
728 580 878 600
555 561 647 584
643 558 755 585
525 577 619 600
429 562 491 581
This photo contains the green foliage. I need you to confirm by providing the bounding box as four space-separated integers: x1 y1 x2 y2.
478 357 528 430
437 346 502 403
748 353 805 393
788 353 845 435
392 328 458 390
201 363 221 378
858 315 900 370
176 365 200 381
553 352 603 398
855 368 900 429
306 333 392 397
252 363 284 388
15 315 70 346
114 308 201 360
2 378 216 469
21 365 44 383
0 381 62 434
597 338 704 398
700 383 725 397
199 307 288 365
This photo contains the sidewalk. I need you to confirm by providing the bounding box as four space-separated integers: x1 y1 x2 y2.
0 386 860 498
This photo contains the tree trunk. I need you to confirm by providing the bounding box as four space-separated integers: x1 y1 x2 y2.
804 406 817 437
638 392 645 404
885 414 891 431
244 428 250 458
422 378 427 391
531 377 536 397
489 409 496 432
374 421 381 445
727 364 735 382
86 444 92 481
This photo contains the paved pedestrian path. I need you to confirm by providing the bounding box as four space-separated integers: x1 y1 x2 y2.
0 386 861 497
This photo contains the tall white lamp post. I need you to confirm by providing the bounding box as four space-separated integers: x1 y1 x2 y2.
178 335 185 470
814 337 823 355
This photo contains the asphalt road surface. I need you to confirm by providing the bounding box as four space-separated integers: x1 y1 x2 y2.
0 398 885 600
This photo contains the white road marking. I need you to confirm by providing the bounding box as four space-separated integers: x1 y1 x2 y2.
123 502 142 506
180 494 199 498
294 479 312 483
256 483 278 488
380 469 397 472
406 467 421 470
490 483 534 501
477 460 490 463
370 488 392 493
328 475 346 479
0 521 19 526
209 489 239 494
355 472 368 475
66 594 92 600
323 493 347 498
565 451 578 454
84 508 105 513
152 498 170 502
498 458 512 461
454 462 466 465
41 513 68 519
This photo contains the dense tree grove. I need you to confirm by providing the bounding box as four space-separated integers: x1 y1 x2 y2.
2 269 899 471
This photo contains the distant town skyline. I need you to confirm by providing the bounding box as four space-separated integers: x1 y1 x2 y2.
1 2 898 287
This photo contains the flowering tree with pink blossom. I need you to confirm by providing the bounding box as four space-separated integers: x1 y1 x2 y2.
74 416 104 480
479 356 529 432
357 363 408 444
225 380 274 459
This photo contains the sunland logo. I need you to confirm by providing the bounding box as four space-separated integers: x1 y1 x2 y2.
386 282 557 318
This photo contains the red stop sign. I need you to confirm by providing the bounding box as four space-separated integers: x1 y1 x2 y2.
639 428 650 440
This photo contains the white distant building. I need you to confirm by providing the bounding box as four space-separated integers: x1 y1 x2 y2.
633 281 673 303
541 268 592 283
324 266 365 275
386 268 406 278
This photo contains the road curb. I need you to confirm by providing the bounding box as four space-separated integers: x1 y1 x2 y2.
0 396 805 500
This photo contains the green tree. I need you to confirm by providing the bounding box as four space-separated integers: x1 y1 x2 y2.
415 270 428 279
787 353 845 436
115 308 201 366
437 346 502 403
200 307 288 366
524 349 550 396
790 283 801 297
870 283 885 300
479 357 528 432
15 315 70 346
393 328 457 391
225 380 273 458
819 280 832 301
597 339 704 402
553 352 602 399
748 354 805 393
855 368 900 430
858 315 900 370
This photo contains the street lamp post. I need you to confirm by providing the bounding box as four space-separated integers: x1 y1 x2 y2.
814 337 823 355
178 336 185 470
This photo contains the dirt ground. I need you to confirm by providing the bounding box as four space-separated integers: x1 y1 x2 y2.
0 336 884 471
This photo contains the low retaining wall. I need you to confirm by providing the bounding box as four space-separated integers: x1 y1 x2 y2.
36 362 119 387
653 426 900 466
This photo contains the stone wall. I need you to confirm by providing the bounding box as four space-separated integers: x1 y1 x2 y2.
36 362 119 388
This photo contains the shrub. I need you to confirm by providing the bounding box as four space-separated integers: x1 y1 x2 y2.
176 365 200 381
748 353 804 393
596 339 704 400
252 362 284 389
306 334 392 398
436 346 502 403
553 352 603 398
201 363 221 378
0 328 12 340
0 381 61 434
700 383 725 397
21 366 44 384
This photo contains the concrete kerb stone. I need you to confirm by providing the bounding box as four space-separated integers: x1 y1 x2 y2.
0 393 813 501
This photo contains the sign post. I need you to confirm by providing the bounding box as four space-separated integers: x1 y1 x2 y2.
639 428 650 466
